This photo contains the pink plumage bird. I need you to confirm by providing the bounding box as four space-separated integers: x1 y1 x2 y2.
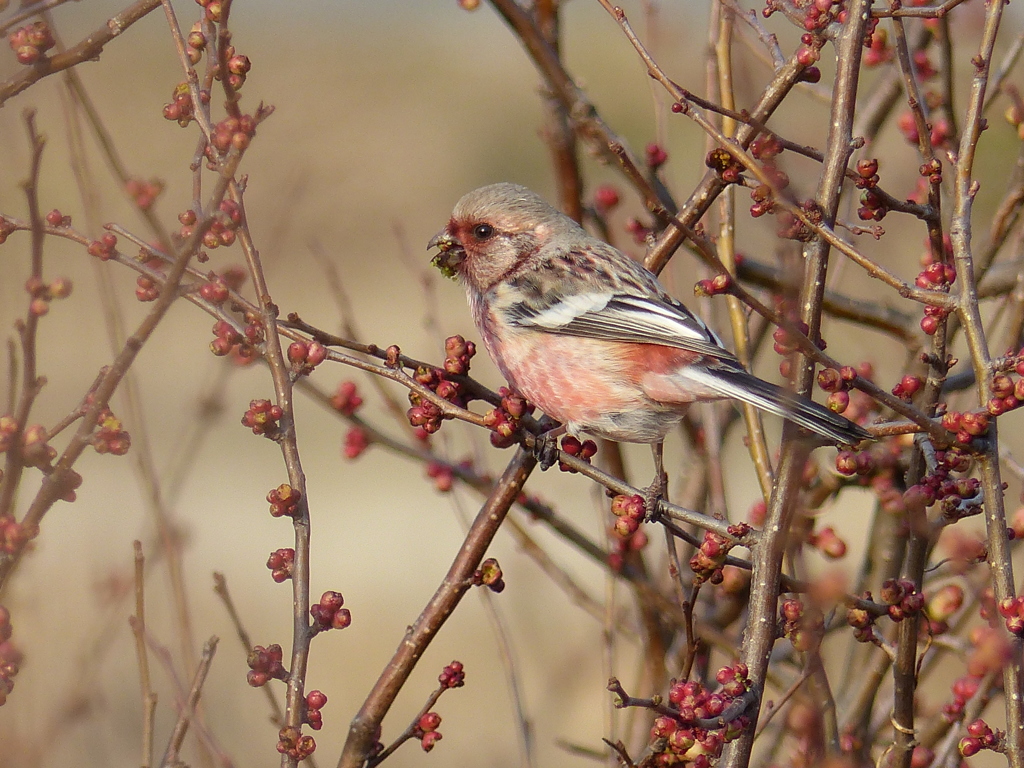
428 183 870 493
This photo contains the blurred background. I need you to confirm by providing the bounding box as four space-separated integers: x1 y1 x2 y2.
0 1 1021 766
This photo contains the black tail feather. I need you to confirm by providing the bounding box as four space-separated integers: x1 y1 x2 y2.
706 368 871 446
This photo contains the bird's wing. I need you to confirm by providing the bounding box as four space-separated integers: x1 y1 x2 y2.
504 290 740 365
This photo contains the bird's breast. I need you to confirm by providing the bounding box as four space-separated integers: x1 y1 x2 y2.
472 313 682 442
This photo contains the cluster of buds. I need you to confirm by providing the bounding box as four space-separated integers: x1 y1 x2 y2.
20 424 55 469
0 514 31 555
87 232 118 261
610 494 646 539
408 397 443 435
916 258 956 293
558 435 597 472
941 410 990 444
773 320 829 378
0 421 15 456
903 447 983 520
407 335 478 436
776 200 822 242
606 495 647 569
645 142 668 171
186 22 206 64
806 526 847 559
473 558 505 593
197 275 230 306
593 185 620 215
997 596 1024 636
305 690 327 730
913 49 937 79
219 46 252 91
414 712 443 752
625 217 652 245
277 726 316 761
781 598 824 652
861 12 880 44
247 643 287 687
310 591 352 632
196 0 226 24
943 674 982 723
983 370 1024 417
898 110 953 151
694 273 733 298
186 199 243 250
267 484 301 518
210 320 243 357
135 257 165 302
162 82 208 127
330 381 363 415
210 311 263 362
747 135 787 217
864 28 893 66
705 147 744 185
443 334 476 375
854 158 880 192
938 621 1015 718
834 447 878 477
959 719 1004 757
0 608 18 707
92 407 131 455
923 583 964 635
482 387 528 449
750 133 783 162
438 660 466 689
880 578 925 621
891 374 923 402
691 525 750 585
287 340 328 375
1006 98 1024 140
772 320 810 357
750 167 792 218
816 365 860 415
0 217 16 245
644 665 752 767
44 209 71 228
796 33 823 70
608 494 648 571
242 399 283 436
266 547 295 582
8 21 55 65
125 178 164 211
24 273 72 318
343 426 369 459
855 161 890 222
425 460 454 492
209 114 257 156
774 0 842 32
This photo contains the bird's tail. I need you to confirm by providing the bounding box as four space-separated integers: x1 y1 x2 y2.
699 367 872 446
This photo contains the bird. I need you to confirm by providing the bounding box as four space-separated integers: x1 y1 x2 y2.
427 182 871 505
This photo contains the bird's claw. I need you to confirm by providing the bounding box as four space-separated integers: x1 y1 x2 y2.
533 432 560 471
643 474 667 522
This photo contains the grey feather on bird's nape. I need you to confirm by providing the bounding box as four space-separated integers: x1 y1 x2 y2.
461 183 578 230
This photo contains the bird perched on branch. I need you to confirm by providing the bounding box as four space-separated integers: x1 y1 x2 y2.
428 182 870 505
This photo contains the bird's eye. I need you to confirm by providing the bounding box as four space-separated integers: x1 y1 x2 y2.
472 223 495 241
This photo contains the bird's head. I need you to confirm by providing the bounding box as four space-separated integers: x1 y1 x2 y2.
428 182 584 293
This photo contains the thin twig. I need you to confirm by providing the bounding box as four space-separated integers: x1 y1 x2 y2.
131 541 158 768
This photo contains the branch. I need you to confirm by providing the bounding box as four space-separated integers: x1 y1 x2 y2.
337 448 537 768
0 0 163 107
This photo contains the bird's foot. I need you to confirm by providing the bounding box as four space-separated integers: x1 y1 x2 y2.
533 431 560 471
643 472 667 523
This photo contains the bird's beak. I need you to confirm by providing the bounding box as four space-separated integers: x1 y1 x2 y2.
427 229 465 279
